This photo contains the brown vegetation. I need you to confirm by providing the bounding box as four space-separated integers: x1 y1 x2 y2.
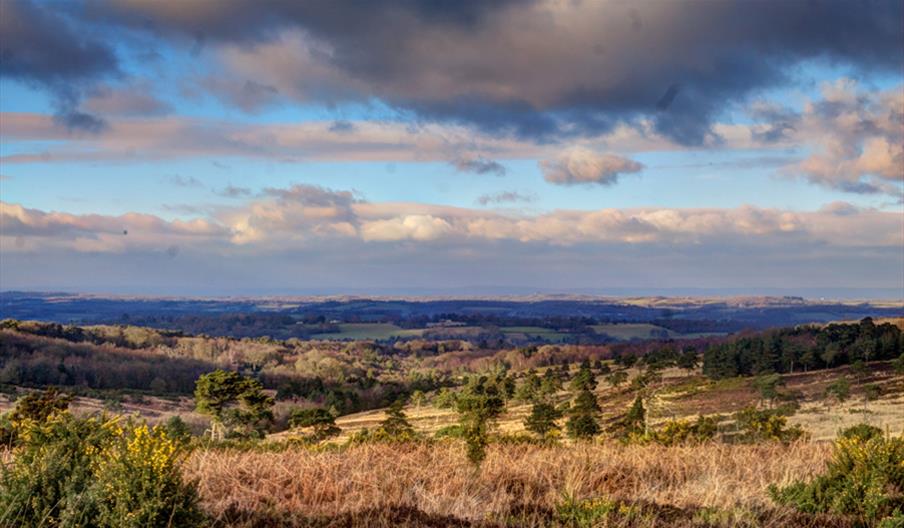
187 440 837 527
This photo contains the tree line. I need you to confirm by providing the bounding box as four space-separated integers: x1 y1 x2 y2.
701 318 901 379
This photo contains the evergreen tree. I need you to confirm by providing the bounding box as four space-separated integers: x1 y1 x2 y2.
624 395 646 435
514 369 541 402
524 400 562 437
194 370 274 440
380 398 414 436
565 387 601 439
540 368 563 397
606 370 628 389
456 376 505 466
569 359 597 392
595 360 611 375
289 407 340 440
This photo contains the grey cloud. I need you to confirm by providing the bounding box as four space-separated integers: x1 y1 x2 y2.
84 82 172 116
328 120 356 134
451 156 506 176
198 77 280 112
75 0 902 144
820 201 862 216
3 198 902 296
476 191 535 206
215 185 252 198
749 102 801 143
0 0 116 131
262 183 363 207
166 175 204 188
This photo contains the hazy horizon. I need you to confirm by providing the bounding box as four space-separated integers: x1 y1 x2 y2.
3 286 903 302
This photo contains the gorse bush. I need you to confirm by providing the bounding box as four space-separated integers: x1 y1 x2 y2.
770 427 904 525
839 423 884 442
0 413 203 528
555 495 639 527
644 415 718 446
733 407 805 443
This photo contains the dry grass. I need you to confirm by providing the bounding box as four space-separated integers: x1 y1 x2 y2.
186 440 834 527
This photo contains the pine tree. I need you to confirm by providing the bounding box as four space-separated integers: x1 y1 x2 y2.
524 400 562 437
570 359 597 392
194 370 274 440
380 398 414 436
456 376 505 466
565 386 601 439
540 368 563 397
514 369 541 402
624 395 646 435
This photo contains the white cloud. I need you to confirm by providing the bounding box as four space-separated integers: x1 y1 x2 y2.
540 147 644 186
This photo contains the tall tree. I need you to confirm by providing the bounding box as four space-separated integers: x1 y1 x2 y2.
524 400 562 438
624 395 646 436
194 370 274 440
456 376 505 466
565 386 601 439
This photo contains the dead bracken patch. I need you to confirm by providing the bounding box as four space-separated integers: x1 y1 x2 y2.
187 441 834 527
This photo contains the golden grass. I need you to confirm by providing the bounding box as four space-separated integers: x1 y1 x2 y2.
186 440 832 526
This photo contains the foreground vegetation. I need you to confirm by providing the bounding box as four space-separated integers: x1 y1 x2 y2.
0 316 901 526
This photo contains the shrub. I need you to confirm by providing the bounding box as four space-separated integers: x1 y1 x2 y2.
555 495 638 527
733 406 805 443
770 430 904 524
839 423 884 442
163 415 193 444
434 424 465 439
8 387 73 425
0 413 203 527
433 387 458 409
648 415 718 446
347 400 419 444
825 378 851 405
288 407 340 441
616 395 646 437
864 384 883 402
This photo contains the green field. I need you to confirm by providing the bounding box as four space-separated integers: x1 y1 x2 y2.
591 323 675 340
308 323 723 342
311 323 424 340
500 326 570 342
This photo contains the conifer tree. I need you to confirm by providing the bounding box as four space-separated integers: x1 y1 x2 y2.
565 377 601 440
524 399 562 437
624 394 646 435
380 397 414 436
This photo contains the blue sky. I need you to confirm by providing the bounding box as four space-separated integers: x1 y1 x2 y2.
1 0 902 297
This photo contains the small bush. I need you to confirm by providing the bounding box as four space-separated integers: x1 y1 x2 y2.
839 423 884 442
0 413 203 527
555 495 638 527
733 407 805 443
288 407 340 441
647 415 718 446
770 430 904 525
434 424 465 439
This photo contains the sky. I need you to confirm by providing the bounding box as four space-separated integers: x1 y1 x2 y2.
0 0 903 298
